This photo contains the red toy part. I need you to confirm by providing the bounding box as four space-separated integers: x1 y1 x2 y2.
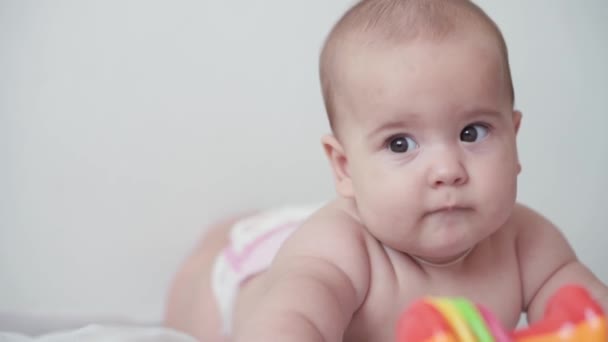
396 300 456 342
512 285 606 341
395 285 607 342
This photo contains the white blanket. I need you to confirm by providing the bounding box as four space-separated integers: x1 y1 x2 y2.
0 325 196 342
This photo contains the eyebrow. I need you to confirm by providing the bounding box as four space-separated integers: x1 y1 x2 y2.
461 107 504 120
366 113 423 140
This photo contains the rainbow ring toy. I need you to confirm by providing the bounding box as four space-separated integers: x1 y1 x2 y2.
396 285 607 342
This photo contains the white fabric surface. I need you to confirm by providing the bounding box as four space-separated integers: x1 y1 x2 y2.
0 325 196 342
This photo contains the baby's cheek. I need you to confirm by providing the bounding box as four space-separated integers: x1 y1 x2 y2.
477 155 517 195
474 169 517 221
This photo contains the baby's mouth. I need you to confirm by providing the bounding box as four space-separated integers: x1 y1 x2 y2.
425 205 472 216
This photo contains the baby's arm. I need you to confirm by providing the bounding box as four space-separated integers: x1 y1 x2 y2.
233 213 370 342
515 204 608 322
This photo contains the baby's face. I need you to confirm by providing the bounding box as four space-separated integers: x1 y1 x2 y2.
336 34 520 262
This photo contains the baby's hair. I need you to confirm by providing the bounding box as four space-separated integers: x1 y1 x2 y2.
319 0 514 132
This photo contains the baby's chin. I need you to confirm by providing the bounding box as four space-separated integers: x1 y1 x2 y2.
382 234 477 264
411 233 483 262
408 245 474 265
414 218 500 256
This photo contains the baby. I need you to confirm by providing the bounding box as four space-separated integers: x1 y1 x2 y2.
164 0 608 341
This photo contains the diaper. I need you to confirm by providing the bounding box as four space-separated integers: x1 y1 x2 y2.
210 205 321 335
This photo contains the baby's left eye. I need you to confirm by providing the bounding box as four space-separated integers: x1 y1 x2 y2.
460 124 489 143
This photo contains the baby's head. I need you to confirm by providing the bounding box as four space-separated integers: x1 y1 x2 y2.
320 0 514 133
320 0 522 263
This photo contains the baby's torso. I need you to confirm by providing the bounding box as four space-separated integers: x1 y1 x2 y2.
230 203 524 341
344 225 523 342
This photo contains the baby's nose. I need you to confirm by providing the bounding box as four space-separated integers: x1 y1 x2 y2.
427 151 468 188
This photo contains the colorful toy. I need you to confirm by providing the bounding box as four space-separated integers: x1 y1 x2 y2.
396 285 607 342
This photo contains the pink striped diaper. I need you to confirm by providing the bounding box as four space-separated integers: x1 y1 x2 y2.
210 205 321 335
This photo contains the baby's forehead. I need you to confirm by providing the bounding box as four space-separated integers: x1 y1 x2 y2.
328 13 508 93
332 41 510 134
346 34 504 86
320 0 514 133
337 35 506 100
338 19 503 67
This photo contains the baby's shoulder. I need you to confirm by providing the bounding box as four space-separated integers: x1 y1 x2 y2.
471 203 559 256
292 198 372 249
498 203 573 264
506 202 560 239
268 199 373 298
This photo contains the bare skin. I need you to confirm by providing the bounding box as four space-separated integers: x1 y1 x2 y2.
164 199 607 342
164 11 608 342
164 214 235 342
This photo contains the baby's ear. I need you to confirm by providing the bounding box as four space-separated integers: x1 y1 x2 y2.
322 134 354 198
513 110 522 134
513 110 523 174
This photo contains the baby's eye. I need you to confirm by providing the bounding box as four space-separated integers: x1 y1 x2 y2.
387 135 418 153
460 124 489 143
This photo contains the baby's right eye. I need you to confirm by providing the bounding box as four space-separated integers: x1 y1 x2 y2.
387 135 418 153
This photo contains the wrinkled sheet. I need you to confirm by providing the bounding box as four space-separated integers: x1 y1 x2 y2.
0 325 196 342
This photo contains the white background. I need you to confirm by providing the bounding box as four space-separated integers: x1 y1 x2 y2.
1 0 607 322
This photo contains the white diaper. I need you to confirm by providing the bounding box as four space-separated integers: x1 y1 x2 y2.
210 204 321 335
